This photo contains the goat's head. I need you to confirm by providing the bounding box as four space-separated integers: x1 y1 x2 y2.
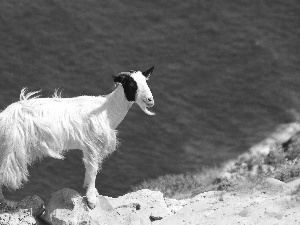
112 66 155 115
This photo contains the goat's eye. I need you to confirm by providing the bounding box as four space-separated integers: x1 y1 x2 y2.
130 82 135 87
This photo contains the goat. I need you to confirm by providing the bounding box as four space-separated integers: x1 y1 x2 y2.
0 67 155 208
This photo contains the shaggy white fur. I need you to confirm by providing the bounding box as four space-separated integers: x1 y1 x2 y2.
0 69 154 208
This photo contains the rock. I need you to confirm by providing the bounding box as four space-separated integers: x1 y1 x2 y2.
16 195 45 216
43 188 121 225
164 198 189 214
43 188 186 225
105 189 173 224
0 195 44 225
250 122 300 155
3 187 300 225
265 178 287 188
157 190 300 225
0 211 36 225
238 208 250 217
286 177 300 191
43 188 178 225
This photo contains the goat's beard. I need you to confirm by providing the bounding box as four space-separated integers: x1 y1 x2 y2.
142 106 155 115
137 102 155 116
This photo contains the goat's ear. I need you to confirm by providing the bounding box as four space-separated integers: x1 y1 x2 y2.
112 74 125 84
142 66 154 79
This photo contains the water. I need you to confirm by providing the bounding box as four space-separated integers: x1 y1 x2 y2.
0 0 299 201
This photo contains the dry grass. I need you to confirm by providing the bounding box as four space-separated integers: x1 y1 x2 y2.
132 167 222 199
132 133 300 199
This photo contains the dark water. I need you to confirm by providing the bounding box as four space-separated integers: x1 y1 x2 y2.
0 0 299 201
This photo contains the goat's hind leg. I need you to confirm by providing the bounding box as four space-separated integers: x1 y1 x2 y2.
0 187 18 208
83 150 100 209
0 187 5 204
0 187 12 208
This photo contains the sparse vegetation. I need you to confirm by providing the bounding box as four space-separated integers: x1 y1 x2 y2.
132 133 300 199
132 167 222 199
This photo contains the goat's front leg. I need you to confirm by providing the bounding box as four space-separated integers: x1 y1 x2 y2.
83 151 99 209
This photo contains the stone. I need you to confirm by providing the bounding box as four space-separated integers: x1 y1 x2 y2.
3 187 300 225
105 189 172 224
238 208 250 217
157 189 300 225
0 195 44 225
265 178 287 188
43 188 120 225
164 198 189 214
286 177 300 191
43 188 177 225
16 195 45 216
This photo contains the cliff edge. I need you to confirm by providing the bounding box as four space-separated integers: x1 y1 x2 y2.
1 122 300 224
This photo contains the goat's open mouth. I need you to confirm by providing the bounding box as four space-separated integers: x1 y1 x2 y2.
139 101 155 115
143 100 154 107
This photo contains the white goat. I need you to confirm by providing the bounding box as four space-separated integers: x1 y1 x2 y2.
0 67 155 208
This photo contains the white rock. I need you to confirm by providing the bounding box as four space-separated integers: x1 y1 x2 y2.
44 188 120 225
265 178 287 188
106 189 172 224
0 195 43 225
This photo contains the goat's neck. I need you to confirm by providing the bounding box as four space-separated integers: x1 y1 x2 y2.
106 85 133 129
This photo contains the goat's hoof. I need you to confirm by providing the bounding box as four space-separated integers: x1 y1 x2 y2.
85 187 99 209
87 201 96 209
86 192 99 209
87 196 97 209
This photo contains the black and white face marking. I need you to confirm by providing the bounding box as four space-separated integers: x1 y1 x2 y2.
112 67 155 115
112 71 138 102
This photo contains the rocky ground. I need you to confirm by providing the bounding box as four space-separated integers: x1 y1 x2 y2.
1 182 300 225
2 123 300 225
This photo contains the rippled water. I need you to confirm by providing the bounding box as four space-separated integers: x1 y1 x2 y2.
0 0 299 201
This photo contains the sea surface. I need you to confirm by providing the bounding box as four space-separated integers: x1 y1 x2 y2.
0 0 299 201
